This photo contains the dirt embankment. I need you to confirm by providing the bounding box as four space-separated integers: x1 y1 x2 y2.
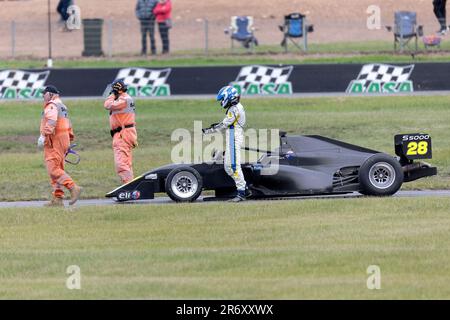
0 0 444 57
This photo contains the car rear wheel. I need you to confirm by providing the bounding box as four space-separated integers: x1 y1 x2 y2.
165 167 203 202
358 154 403 196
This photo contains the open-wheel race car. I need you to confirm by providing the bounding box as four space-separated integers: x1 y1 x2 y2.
106 132 437 202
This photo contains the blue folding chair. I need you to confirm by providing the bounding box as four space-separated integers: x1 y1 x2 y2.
386 11 423 52
225 16 258 52
279 13 314 52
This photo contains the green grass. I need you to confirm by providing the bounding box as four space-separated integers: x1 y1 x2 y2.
0 95 449 201
1 54 449 69
1 94 449 299
1 197 450 299
307 40 450 54
3 41 450 68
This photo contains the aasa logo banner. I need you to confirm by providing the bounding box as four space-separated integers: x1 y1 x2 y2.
347 64 414 94
106 68 171 97
0 70 50 99
231 65 293 95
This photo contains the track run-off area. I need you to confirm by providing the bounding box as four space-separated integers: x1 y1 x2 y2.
1 190 449 209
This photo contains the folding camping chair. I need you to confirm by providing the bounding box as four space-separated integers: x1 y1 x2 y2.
386 11 423 52
279 13 314 52
224 16 258 52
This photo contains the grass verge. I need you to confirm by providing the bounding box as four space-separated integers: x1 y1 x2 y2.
0 197 449 299
3 40 450 68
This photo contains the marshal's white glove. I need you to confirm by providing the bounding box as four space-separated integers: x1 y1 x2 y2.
37 135 45 148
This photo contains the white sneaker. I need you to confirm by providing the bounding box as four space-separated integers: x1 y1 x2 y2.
228 195 245 202
439 26 449 35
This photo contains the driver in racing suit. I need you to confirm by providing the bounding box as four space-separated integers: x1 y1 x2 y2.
202 86 248 202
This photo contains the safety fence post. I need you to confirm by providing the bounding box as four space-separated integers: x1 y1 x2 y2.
204 18 209 55
303 17 308 53
107 19 113 58
11 20 16 58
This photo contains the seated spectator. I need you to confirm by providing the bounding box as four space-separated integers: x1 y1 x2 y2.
57 0 73 22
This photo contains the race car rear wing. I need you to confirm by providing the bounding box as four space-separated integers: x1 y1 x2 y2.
395 133 432 163
394 133 437 182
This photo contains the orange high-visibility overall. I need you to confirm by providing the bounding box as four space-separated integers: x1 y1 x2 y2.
104 93 137 184
40 98 75 198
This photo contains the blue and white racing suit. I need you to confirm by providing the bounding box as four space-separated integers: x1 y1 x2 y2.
210 103 247 192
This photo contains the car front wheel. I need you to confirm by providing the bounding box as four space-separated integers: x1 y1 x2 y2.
165 167 203 202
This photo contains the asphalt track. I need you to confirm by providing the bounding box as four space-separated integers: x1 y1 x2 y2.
0 190 449 208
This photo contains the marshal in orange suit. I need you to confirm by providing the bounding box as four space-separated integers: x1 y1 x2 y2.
38 85 82 207
104 80 138 184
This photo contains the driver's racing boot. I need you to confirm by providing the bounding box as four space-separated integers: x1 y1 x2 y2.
245 187 252 198
44 196 64 207
228 190 246 202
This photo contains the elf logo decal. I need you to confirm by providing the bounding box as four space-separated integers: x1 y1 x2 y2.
231 65 293 95
118 190 141 201
347 64 414 93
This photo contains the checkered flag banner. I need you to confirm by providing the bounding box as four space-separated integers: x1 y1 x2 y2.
115 67 171 88
349 64 414 91
0 70 49 97
232 65 293 90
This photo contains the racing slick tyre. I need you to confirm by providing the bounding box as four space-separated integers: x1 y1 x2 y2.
358 153 403 196
165 167 203 202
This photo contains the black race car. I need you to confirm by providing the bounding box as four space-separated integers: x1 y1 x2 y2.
106 132 437 202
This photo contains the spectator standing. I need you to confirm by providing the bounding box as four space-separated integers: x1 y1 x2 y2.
153 0 172 54
433 0 448 34
136 0 158 56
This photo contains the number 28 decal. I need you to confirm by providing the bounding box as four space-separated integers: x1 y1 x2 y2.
406 141 428 156
395 133 432 160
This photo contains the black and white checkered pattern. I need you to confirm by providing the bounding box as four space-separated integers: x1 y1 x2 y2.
115 68 171 88
353 64 414 90
232 65 293 89
0 70 49 96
